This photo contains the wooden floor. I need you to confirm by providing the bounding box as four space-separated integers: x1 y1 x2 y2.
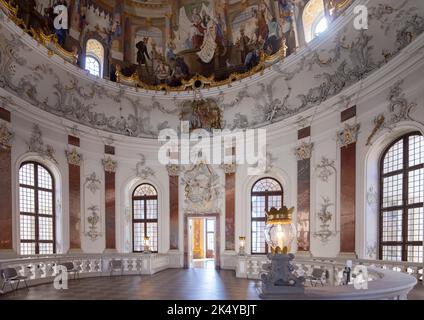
0 268 423 300
0 268 260 300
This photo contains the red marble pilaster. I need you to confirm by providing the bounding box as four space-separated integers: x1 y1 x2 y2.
340 142 356 254
169 175 179 250
105 171 116 250
0 107 13 251
68 163 81 250
297 158 311 251
0 147 12 250
225 172 235 251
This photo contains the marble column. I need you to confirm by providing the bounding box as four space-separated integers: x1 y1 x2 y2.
0 107 14 256
66 136 82 253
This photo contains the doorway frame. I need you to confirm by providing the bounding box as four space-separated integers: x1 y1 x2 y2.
184 213 220 270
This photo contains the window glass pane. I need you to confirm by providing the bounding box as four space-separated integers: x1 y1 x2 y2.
383 140 403 174
85 56 100 77
146 200 158 219
409 135 424 167
268 195 282 210
38 216 54 241
408 168 423 204
39 243 54 255
133 200 144 220
407 246 423 263
382 210 403 242
38 165 53 189
382 245 402 261
19 163 34 186
252 196 265 218
207 233 215 252
206 219 215 232
134 184 157 196
38 191 53 215
382 174 403 208
20 215 35 240
147 222 158 252
408 207 423 242
133 222 144 252
19 187 35 213
252 178 282 192
20 243 35 256
251 220 266 254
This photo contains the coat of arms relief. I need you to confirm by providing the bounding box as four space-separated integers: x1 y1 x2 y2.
181 162 222 214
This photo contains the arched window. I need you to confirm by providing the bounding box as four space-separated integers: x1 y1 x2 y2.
380 132 423 262
85 39 104 77
251 178 283 254
303 0 328 43
19 162 55 255
132 184 158 253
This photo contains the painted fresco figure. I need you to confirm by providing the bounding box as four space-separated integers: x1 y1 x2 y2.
136 37 151 72
236 27 251 64
15 0 36 29
264 17 281 54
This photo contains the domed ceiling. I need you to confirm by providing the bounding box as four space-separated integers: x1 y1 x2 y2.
4 0 354 91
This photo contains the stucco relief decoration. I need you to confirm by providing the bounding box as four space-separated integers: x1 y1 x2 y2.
85 205 102 241
166 164 182 177
65 148 82 166
366 242 378 259
27 124 57 163
367 185 378 207
316 157 336 182
180 99 223 131
220 163 236 174
366 80 423 146
295 141 314 160
0 121 13 148
182 162 222 214
135 153 155 179
313 197 337 243
102 156 117 173
337 123 360 148
85 172 101 194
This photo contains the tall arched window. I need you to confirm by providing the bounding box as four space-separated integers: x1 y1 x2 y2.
19 162 55 255
132 184 158 253
85 39 104 77
251 178 283 254
303 0 328 43
380 132 423 262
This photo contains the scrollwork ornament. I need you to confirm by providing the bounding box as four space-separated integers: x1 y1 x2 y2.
220 163 236 174
65 148 82 166
295 142 314 160
337 123 360 148
166 164 181 177
27 124 57 163
85 172 101 194
0 121 13 148
102 156 117 173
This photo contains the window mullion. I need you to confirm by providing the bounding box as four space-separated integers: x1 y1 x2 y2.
34 163 40 255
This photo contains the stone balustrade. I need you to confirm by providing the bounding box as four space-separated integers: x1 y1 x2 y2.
0 253 420 300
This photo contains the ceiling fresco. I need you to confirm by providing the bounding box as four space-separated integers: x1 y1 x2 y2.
1 0 355 91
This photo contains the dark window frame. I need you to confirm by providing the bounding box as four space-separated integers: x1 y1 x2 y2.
251 177 284 255
19 161 56 255
132 183 158 253
379 132 424 261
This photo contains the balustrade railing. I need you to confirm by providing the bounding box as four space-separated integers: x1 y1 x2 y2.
241 255 423 286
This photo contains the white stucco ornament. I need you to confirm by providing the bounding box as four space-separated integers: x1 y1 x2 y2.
182 162 222 214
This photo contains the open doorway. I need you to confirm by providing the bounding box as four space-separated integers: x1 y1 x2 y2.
188 217 216 269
